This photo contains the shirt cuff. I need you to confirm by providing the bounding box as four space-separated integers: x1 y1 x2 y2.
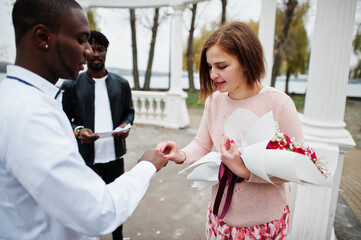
136 160 157 175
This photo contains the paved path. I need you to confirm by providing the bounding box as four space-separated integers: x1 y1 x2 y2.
103 125 208 240
100 100 361 240
340 99 361 223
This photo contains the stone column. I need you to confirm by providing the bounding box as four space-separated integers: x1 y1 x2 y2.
165 4 189 128
258 0 277 86
289 0 356 239
169 5 184 93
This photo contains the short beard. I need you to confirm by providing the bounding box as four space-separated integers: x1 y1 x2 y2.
88 63 105 72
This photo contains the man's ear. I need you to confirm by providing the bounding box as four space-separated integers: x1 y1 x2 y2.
32 24 50 51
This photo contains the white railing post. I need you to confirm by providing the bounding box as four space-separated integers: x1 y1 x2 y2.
139 97 146 119
148 97 155 120
155 98 162 120
132 98 139 115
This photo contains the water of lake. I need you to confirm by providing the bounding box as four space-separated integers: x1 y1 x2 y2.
123 74 361 98
1 72 360 98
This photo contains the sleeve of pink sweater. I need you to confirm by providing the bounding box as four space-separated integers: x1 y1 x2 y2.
181 96 214 164
273 92 303 142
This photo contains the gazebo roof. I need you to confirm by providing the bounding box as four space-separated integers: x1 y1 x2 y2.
79 0 207 9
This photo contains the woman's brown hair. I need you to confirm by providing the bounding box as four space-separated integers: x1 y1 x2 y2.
199 21 266 102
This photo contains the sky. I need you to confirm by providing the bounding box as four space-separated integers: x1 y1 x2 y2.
0 0 360 73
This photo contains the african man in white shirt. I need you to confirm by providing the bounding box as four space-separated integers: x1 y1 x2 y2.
0 0 168 239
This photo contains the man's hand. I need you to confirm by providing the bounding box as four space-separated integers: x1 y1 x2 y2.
78 128 99 144
138 149 168 172
156 141 185 164
112 123 130 139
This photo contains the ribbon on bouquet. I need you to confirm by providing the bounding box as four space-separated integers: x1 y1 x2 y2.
213 163 243 219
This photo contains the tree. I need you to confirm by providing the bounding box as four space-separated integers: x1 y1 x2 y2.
282 2 310 94
143 8 160 90
130 9 141 90
271 0 298 87
186 4 198 91
350 23 361 79
220 0 227 25
87 10 98 30
183 22 218 74
248 19 259 35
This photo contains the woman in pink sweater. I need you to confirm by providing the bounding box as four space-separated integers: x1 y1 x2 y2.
157 22 303 239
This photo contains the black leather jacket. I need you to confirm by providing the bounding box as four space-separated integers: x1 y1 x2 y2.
61 71 135 165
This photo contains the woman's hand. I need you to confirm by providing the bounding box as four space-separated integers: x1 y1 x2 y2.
220 139 250 179
156 141 186 164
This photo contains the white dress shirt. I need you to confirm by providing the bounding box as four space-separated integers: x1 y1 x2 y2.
0 65 156 240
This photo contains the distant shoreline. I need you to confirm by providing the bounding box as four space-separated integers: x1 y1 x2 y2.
1 68 360 98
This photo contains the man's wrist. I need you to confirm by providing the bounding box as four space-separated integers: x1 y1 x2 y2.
74 126 84 138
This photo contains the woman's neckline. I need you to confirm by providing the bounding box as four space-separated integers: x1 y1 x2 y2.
227 84 267 101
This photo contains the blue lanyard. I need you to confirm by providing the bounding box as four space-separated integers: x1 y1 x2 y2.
7 75 41 92
7 75 61 99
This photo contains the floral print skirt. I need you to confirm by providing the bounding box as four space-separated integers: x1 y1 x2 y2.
206 203 290 240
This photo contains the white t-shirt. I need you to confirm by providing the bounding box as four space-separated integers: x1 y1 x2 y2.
93 76 117 163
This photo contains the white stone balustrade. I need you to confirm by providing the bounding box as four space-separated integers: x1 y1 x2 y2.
131 90 189 129
132 91 167 126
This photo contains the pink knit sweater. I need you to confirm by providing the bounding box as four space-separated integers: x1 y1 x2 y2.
181 87 303 227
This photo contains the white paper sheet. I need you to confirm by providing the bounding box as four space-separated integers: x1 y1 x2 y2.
178 152 221 190
92 123 132 139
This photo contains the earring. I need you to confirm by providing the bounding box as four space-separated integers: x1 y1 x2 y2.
45 44 48 49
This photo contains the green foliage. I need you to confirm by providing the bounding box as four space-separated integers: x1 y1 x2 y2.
248 19 259 35
350 23 361 79
285 2 310 75
350 60 361 79
183 22 218 72
289 94 305 111
353 23 361 55
277 2 310 78
87 10 98 31
186 90 204 107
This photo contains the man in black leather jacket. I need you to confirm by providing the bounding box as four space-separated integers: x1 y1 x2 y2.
61 30 134 240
